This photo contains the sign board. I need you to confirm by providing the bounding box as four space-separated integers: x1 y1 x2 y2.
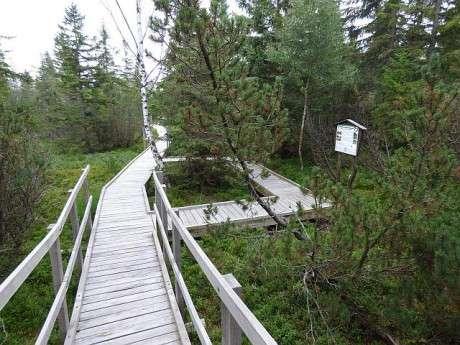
335 124 359 156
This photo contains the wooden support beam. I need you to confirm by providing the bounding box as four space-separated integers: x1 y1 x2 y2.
82 173 91 202
37 197 92 345
48 224 69 342
172 214 184 315
221 274 243 345
82 175 93 229
68 190 83 269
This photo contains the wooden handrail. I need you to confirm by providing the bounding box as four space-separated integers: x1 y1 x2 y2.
0 165 92 345
154 203 212 345
152 171 278 345
35 196 93 345
0 165 90 311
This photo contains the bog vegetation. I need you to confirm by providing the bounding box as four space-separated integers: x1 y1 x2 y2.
0 0 459 344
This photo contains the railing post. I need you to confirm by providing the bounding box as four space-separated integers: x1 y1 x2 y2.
154 181 165 253
82 172 91 202
172 210 185 315
82 173 93 230
221 273 243 345
48 224 69 342
68 189 83 269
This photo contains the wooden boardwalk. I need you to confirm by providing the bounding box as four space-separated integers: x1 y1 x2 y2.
175 162 327 231
65 149 191 345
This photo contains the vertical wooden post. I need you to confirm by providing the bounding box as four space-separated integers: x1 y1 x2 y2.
82 171 90 202
48 224 69 341
221 273 243 345
161 201 168 235
82 173 93 229
155 182 165 252
172 210 184 314
157 171 168 232
156 170 164 184
68 189 83 269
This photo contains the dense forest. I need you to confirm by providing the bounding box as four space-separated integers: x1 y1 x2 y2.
0 0 459 344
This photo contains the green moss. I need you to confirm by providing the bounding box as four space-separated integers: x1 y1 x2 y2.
164 161 250 207
181 226 349 345
267 156 314 186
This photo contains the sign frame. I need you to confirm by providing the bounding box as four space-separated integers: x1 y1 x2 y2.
334 119 367 157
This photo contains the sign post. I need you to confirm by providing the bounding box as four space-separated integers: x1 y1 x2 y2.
334 119 366 187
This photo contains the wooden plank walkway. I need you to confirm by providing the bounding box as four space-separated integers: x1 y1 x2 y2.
65 148 191 345
175 162 328 231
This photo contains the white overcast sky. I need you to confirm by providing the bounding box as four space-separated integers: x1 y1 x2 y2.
0 0 241 75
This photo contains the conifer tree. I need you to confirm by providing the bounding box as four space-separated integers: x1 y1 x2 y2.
53 3 93 149
272 0 355 169
152 0 288 225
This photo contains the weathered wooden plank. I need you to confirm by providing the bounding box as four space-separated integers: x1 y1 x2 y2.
81 288 167 314
83 277 164 297
82 282 164 305
86 267 161 285
79 295 169 321
75 311 176 344
78 299 171 330
89 256 155 273
91 243 154 257
92 237 152 251
84 272 163 291
88 251 155 265
95 224 152 234
96 219 152 228
127 332 181 345
94 230 152 242
95 228 152 239
94 324 178 345
87 261 160 278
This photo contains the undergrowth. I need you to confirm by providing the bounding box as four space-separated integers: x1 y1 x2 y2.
164 161 250 207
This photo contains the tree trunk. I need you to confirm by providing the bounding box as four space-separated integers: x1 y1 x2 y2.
298 83 309 170
238 159 288 227
136 0 163 169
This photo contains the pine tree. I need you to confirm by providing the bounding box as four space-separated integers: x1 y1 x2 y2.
152 0 288 225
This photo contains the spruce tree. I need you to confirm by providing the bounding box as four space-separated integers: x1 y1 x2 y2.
54 3 93 150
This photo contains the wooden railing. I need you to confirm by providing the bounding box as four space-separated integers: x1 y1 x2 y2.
152 171 278 345
0 166 93 344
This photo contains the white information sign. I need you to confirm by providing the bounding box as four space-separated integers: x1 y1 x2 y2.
335 124 359 156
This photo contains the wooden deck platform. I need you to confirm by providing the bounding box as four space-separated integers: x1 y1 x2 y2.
65 148 191 345
174 162 328 232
